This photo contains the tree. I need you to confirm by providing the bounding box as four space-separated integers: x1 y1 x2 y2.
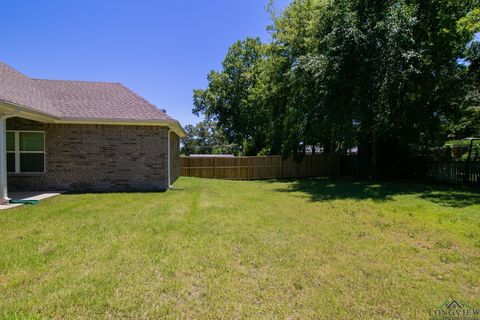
181 120 240 155
193 38 270 155
449 41 480 139
193 0 480 177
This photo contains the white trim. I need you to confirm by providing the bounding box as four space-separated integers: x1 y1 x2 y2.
0 103 52 123
0 117 7 203
0 111 17 204
0 101 186 137
6 130 46 174
14 132 19 173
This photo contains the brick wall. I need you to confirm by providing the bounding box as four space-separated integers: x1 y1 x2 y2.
170 132 180 184
7 117 175 192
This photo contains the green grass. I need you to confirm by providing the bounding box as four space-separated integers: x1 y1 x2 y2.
445 139 480 147
1 177 479 319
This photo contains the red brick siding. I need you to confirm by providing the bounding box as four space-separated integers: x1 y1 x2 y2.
7 117 171 192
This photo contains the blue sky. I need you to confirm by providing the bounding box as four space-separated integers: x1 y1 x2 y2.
0 0 291 126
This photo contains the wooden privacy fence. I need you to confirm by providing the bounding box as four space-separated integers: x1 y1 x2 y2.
427 161 480 185
181 154 339 180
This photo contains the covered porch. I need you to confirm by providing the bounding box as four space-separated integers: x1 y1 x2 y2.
0 103 56 205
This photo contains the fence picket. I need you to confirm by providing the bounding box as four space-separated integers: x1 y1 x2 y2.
427 161 480 185
181 155 339 180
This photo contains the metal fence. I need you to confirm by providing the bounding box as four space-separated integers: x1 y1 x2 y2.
427 161 480 185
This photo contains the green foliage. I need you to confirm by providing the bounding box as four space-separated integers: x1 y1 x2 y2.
181 120 240 155
443 140 480 160
460 144 480 161
193 0 480 177
445 139 480 147
450 41 480 138
458 7 480 33
193 38 270 155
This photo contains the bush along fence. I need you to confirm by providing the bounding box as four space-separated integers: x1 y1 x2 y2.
427 161 480 185
181 154 339 180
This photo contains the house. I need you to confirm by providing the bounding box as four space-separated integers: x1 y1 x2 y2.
0 62 185 204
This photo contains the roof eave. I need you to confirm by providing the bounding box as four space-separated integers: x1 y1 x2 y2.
0 100 186 137
0 100 60 122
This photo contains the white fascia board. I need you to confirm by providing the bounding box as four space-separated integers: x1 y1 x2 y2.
0 100 186 137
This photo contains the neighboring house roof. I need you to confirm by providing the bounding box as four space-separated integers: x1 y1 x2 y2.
0 62 185 136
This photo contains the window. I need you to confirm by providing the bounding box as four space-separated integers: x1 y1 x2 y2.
7 131 45 173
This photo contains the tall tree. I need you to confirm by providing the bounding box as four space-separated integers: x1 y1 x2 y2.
181 120 240 155
193 38 270 155
193 0 480 177
449 41 480 139
269 0 479 176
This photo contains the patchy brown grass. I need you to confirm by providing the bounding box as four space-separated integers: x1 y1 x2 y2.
0 177 479 319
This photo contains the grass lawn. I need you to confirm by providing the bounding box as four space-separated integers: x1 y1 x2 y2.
1 177 479 319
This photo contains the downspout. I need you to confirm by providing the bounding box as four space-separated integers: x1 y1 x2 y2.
167 129 172 189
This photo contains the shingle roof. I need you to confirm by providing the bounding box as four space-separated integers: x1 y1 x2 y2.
0 62 56 115
0 61 173 122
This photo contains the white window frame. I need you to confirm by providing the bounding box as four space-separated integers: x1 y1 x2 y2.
6 130 46 174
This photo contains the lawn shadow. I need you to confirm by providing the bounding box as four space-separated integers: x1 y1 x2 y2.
269 178 480 208
419 191 480 208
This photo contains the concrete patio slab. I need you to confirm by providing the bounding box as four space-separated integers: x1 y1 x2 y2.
0 191 64 210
